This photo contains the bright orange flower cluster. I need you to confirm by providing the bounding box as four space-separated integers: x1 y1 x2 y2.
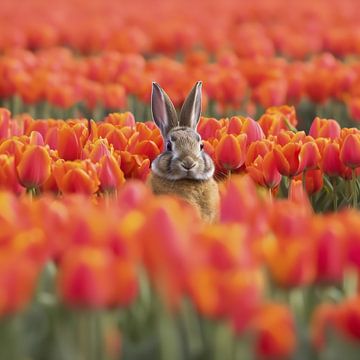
2 106 360 201
2 49 360 117
2 173 360 358
1 0 360 59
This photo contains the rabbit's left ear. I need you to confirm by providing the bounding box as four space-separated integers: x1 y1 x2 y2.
151 82 178 138
179 81 202 129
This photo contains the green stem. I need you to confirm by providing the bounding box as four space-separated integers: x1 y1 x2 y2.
351 169 358 208
332 177 338 211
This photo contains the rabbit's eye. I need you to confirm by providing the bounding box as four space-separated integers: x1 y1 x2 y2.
166 141 172 151
200 143 204 151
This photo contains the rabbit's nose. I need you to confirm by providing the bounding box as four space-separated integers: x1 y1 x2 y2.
181 157 196 170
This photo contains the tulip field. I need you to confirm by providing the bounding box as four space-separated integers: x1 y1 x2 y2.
3 0 360 359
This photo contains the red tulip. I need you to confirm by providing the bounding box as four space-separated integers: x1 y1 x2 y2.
322 142 344 177
98 154 125 192
340 134 360 168
57 247 115 308
215 134 247 171
298 141 321 172
252 303 296 359
241 117 265 146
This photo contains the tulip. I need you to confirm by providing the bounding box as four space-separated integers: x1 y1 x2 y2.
303 169 324 195
241 117 265 145
247 152 281 189
347 97 360 122
273 142 301 177
133 140 160 162
215 134 247 172
85 139 111 163
309 117 341 139
298 141 321 172
337 296 360 342
0 253 39 315
0 155 24 194
57 125 82 161
97 154 125 192
53 160 100 194
16 145 51 189
322 142 344 177
197 117 222 140
105 128 128 151
227 116 243 135
57 247 115 307
112 259 138 306
252 303 296 359
104 112 136 127
0 108 10 141
313 219 346 284
245 140 271 166
103 84 127 110
340 134 360 169
0 138 25 163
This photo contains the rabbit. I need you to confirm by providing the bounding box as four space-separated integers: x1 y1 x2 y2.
148 81 219 223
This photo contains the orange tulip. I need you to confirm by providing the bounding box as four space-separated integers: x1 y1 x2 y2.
247 152 281 189
303 169 324 195
309 117 341 139
0 138 25 163
0 108 10 141
85 138 111 163
215 134 247 172
252 303 296 359
340 134 360 168
133 140 160 162
53 160 100 194
97 154 125 192
0 155 24 194
104 128 128 151
227 116 243 135
197 117 222 140
0 253 40 315
273 142 301 177
245 140 271 166
112 259 138 306
57 125 82 161
104 112 136 127
16 145 51 188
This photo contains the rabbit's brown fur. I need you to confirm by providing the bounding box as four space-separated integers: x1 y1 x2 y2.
149 173 219 223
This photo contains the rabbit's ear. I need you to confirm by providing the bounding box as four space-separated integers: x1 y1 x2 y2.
179 81 202 129
151 82 178 137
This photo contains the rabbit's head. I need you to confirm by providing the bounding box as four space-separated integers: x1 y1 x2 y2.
151 81 215 181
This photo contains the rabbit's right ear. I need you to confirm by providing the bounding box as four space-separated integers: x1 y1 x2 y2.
151 82 178 137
